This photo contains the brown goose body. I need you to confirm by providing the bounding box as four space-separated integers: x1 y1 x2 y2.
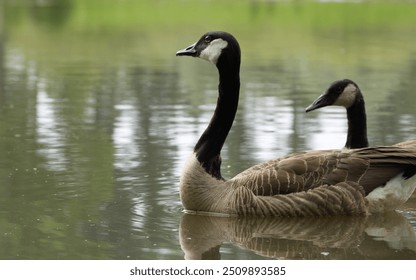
181 146 416 216
177 32 416 217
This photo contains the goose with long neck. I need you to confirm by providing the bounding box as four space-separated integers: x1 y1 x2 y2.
177 32 240 179
305 79 369 149
305 79 416 149
176 32 416 216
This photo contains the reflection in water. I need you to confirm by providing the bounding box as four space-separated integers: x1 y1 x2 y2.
113 104 140 171
180 212 416 260
308 108 348 150
36 79 67 172
242 95 294 160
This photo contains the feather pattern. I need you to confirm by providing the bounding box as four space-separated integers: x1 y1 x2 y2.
180 154 369 216
239 147 416 194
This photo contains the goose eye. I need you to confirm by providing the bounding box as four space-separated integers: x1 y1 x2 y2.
204 35 212 43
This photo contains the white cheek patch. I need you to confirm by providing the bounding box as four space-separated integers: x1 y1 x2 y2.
199 38 228 64
334 83 357 108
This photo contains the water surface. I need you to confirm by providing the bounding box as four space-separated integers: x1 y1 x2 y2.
1 0 416 259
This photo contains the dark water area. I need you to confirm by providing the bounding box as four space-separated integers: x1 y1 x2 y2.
1 0 416 259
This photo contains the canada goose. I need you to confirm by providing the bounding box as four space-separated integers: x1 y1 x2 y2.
305 79 416 149
305 79 369 149
176 31 416 216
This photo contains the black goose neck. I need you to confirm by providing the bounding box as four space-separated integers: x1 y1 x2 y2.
194 51 241 179
345 94 368 149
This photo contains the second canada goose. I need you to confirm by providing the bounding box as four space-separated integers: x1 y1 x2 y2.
305 79 369 149
305 79 416 150
176 32 416 216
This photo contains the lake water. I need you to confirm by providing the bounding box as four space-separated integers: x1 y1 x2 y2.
1 0 416 260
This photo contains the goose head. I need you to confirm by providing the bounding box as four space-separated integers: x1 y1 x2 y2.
305 79 368 149
305 79 361 112
176 31 241 70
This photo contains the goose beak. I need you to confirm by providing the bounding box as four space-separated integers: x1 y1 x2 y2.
305 93 329 113
176 42 198 57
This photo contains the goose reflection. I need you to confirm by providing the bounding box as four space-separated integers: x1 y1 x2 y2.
179 212 416 260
